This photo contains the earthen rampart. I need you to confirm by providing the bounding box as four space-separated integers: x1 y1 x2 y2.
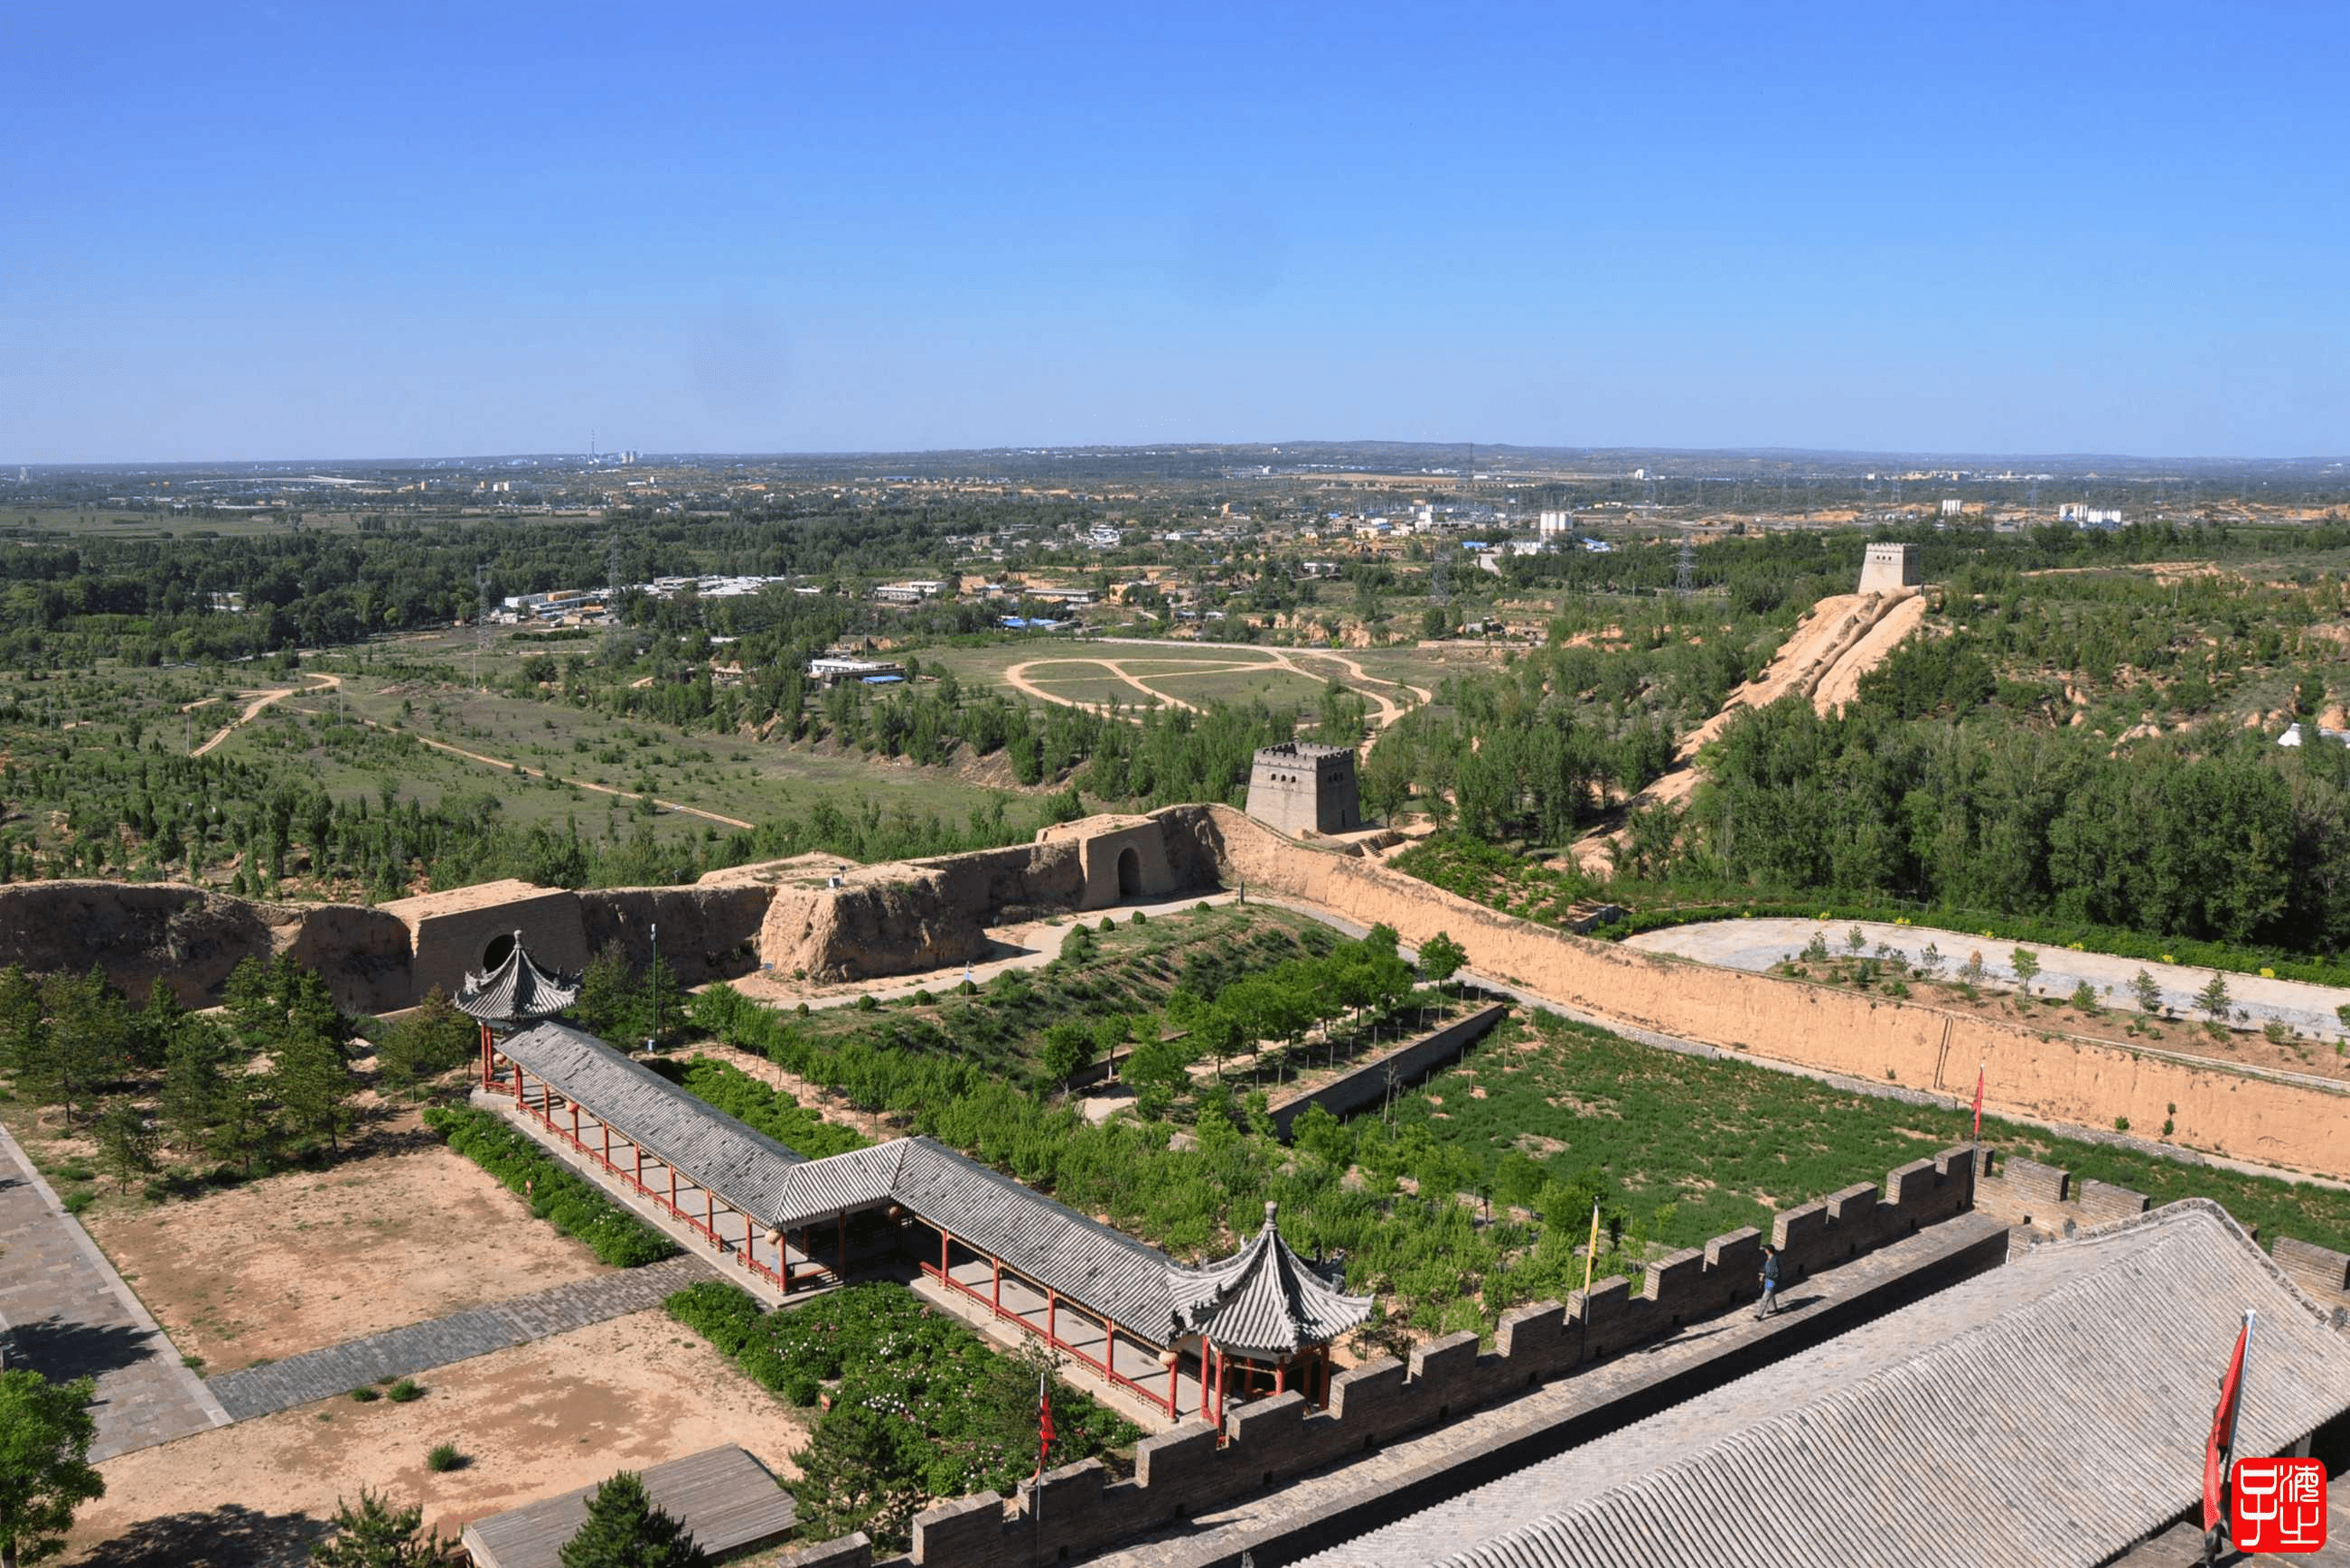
906 1145 1982 1565
1180 804 2350 1181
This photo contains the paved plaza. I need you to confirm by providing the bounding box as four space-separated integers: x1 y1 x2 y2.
0 1122 230 1460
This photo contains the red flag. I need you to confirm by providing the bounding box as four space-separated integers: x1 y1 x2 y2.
2204 1315 2252 1531
1970 1063 1985 1140
1039 1380 1055 1460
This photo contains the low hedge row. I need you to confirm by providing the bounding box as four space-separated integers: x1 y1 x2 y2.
422 1105 678 1267
1599 898 2350 990
674 1056 872 1159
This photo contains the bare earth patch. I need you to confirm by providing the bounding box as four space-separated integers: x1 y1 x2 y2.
87 1141 610 1372
68 1309 803 1567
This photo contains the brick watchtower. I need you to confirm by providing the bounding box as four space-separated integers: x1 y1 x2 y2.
1246 741 1361 836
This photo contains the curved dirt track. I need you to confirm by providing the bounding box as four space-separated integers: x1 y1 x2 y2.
1571 589 1924 871
1004 638 1425 731
191 673 342 756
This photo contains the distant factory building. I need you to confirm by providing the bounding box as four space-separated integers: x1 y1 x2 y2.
807 657 907 686
873 580 948 604
1538 509 1574 540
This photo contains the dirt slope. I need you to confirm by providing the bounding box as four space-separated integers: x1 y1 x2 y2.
1571 587 1923 872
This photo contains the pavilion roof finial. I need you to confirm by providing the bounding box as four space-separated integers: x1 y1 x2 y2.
456 935 584 1023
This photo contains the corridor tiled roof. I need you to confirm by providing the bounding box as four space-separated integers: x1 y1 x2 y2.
496 1023 1340 1346
1309 1201 2350 1568
1170 1201 1373 1355
456 936 583 1021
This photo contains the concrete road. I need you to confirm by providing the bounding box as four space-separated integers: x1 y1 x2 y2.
1626 918 2350 1042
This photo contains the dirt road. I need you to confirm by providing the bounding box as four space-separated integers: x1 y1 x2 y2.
190 674 342 757
1003 638 1425 732
298 709 758 831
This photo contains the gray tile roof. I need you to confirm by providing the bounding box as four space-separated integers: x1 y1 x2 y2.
456 937 583 1021
499 1023 810 1222
1170 1202 1373 1356
497 1026 1222 1342
1308 1201 2350 1568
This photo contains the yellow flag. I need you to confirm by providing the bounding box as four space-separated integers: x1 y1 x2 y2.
1582 1199 1601 1295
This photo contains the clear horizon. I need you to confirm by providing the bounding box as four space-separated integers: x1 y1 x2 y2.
5 3 2344 465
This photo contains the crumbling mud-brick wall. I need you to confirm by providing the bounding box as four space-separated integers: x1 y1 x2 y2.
381 880 589 1003
578 884 771 983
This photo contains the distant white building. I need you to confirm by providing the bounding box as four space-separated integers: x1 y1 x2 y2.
873 580 948 604
1538 510 1574 540
2058 503 2125 527
1940 498 1964 517
2279 723 2350 749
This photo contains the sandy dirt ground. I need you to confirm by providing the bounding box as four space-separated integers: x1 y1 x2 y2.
64 1310 804 1567
86 1141 612 1372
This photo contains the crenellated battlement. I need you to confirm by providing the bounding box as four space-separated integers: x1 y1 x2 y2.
902 1143 1981 1564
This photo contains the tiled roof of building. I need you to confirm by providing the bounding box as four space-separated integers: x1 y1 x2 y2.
497 1025 1340 1345
456 936 583 1021
1170 1202 1373 1356
1310 1201 2350 1568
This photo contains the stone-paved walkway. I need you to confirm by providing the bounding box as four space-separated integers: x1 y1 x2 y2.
0 1122 230 1460
207 1253 716 1420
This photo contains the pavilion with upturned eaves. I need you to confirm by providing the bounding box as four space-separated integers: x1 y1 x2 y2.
456 943 1377 1428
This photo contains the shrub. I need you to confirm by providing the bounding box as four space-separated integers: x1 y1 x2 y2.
675 1057 869 1159
61 1190 94 1215
1099 916 1115 933
422 1106 678 1267
349 1386 379 1403
425 1442 462 1472
386 1378 422 1404
1131 910 1147 925
2070 981 2100 1013
856 993 878 1012
2114 1117 2130 1132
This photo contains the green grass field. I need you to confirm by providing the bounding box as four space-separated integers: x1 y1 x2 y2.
1398 1010 2350 1257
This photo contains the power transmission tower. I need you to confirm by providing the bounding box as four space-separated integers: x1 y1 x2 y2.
1675 533 1695 601
475 564 490 689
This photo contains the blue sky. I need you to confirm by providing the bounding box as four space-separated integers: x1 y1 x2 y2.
4 2 2343 462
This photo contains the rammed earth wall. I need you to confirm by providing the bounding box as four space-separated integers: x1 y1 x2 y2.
1166 804 2350 1182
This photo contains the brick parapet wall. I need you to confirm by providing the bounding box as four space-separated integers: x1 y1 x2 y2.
903 1144 1978 1565
1974 1149 2350 1308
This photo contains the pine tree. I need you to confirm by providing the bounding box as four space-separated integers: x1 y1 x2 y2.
93 1102 155 1193
377 987 474 1088
789 1407 926 1556
308 1487 450 1567
0 966 42 1078
558 1472 708 1568
159 1018 234 1160
272 1024 357 1155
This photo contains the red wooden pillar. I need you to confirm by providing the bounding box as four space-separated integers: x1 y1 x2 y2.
1215 1345 1227 1432
513 1060 524 1107
1048 1289 1058 1347
668 1164 677 1211
992 1258 1002 1313
480 1025 494 1089
704 1188 714 1238
1274 1357 1286 1397
744 1212 756 1275
600 1122 611 1169
939 1228 949 1280
1167 1348 1179 1419
569 1102 580 1147
633 1141 643 1188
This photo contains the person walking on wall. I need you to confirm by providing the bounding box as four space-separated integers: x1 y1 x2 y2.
1754 1244 1781 1320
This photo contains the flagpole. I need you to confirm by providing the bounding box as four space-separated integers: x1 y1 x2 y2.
1577 1198 1601 1364
2203 1308 2256 1568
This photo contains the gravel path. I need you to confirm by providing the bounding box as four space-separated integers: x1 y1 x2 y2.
1626 917 2350 1042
